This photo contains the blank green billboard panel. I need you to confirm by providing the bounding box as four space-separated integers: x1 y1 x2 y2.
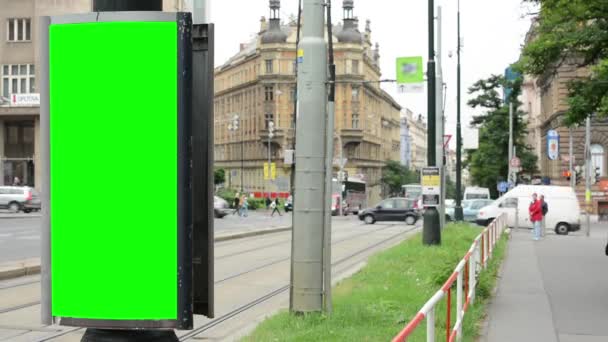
49 20 179 321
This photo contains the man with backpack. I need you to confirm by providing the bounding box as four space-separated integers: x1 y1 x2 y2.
529 193 543 241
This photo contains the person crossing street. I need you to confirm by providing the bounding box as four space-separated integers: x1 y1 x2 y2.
270 198 282 217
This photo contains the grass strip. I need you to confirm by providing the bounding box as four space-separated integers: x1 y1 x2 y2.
243 223 509 342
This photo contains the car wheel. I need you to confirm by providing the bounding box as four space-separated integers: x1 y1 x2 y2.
555 222 570 235
8 202 20 213
364 215 375 224
405 215 417 225
23 209 32 214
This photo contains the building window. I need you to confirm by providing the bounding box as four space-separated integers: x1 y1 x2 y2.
7 18 31 42
352 113 360 129
352 86 359 101
264 86 274 101
265 59 273 74
1 64 35 98
591 144 605 177
265 113 274 128
352 60 359 74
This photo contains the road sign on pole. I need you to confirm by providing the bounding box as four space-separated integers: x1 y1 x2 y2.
396 56 424 93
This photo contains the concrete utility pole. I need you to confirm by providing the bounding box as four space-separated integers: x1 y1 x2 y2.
435 6 445 230
290 0 329 313
423 0 441 245
324 0 336 312
454 0 464 221
585 116 592 236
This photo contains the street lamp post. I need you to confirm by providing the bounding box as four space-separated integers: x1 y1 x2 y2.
228 114 243 192
454 0 464 221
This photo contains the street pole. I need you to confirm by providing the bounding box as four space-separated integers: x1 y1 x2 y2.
508 102 514 184
423 0 441 245
324 0 336 312
569 126 574 188
585 116 591 237
241 123 244 193
454 0 464 221
337 134 344 217
435 6 445 230
290 0 328 313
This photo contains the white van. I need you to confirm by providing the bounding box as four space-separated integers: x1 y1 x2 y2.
476 185 581 235
463 187 491 200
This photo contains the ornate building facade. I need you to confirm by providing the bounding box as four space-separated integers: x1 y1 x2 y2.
522 20 608 217
213 0 402 205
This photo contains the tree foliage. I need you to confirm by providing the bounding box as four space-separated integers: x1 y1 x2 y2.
381 160 420 197
214 168 226 185
466 75 539 198
518 0 608 125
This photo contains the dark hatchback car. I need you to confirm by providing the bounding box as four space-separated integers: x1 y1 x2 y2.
358 197 420 225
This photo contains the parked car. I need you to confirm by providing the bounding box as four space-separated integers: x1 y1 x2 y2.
358 197 420 225
446 199 494 222
476 185 580 235
214 196 231 218
0 186 39 213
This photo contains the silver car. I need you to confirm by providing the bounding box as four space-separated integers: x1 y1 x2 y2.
0 186 40 213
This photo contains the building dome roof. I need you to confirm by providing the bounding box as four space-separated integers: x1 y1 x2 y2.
261 19 288 44
335 19 362 44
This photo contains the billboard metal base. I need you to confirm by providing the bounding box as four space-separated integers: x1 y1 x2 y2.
81 329 178 342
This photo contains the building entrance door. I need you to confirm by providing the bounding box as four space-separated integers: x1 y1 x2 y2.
3 158 34 186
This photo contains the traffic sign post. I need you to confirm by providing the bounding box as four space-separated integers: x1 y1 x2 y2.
40 9 215 339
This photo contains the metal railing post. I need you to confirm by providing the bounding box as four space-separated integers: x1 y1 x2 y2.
446 287 452 342
427 307 435 342
469 244 476 304
456 271 463 341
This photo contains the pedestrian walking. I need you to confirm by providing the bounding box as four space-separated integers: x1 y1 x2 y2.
239 195 249 217
540 194 548 237
271 198 282 217
232 192 240 215
529 193 543 241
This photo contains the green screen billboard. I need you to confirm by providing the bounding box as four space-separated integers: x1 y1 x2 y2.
41 12 193 329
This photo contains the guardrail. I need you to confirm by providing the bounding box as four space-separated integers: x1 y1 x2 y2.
392 214 507 342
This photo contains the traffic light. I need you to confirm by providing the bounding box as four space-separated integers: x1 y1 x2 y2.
562 170 572 181
595 167 601 184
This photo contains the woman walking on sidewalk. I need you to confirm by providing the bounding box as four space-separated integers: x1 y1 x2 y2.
529 193 543 240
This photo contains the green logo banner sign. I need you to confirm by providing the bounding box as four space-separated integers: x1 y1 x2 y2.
396 56 424 93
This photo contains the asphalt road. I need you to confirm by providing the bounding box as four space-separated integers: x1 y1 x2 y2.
0 218 40 263
0 210 325 263
0 217 420 341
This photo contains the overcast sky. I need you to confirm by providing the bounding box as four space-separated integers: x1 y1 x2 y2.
203 0 538 150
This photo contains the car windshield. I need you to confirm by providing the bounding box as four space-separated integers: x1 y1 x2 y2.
466 193 489 199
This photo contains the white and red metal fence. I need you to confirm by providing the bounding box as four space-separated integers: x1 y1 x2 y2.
392 214 508 342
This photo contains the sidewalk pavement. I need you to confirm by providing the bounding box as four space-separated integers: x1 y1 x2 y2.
482 223 608 342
